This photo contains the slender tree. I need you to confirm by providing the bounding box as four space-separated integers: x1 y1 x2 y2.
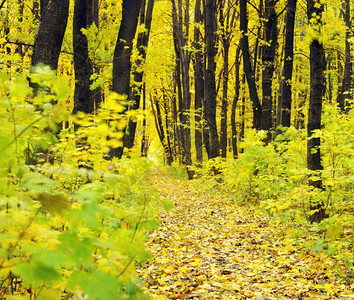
111 0 143 158
172 0 193 177
72 0 93 114
261 0 278 139
307 0 327 222
337 0 352 113
124 0 155 149
219 0 236 157
231 43 241 158
193 0 204 165
240 0 262 129
204 0 220 159
276 0 297 130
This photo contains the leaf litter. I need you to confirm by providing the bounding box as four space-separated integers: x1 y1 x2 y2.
138 172 354 299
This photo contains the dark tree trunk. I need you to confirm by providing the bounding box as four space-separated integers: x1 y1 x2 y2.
337 0 352 113
231 44 241 159
240 0 262 130
261 0 278 140
172 0 193 177
124 0 155 149
112 0 142 96
40 0 49 18
72 0 93 114
111 0 143 158
276 0 297 131
150 94 173 165
307 0 327 223
219 0 236 158
193 0 204 165
87 0 102 111
31 0 69 71
140 84 148 157
204 0 220 159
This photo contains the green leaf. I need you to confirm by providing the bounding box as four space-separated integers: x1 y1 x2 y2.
57 232 94 267
325 246 337 256
67 270 122 300
161 198 174 212
14 258 60 288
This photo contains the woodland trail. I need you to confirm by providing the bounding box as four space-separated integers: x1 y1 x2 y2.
138 172 353 299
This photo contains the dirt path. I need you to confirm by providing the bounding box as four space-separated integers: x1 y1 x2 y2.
138 172 351 299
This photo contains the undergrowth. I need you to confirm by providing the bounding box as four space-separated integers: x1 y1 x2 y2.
0 68 159 299
194 104 354 276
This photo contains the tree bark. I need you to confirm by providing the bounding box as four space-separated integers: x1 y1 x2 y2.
40 0 49 18
111 0 143 158
124 0 155 149
204 0 220 159
231 43 241 159
337 0 352 113
276 0 297 131
87 0 102 111
72 0 93 114
240 0 262 130
150 94 173 165
193 0 204 165
31 0 69 71
307 0 327 223
219 0 236 157
112 0 142 96
261 0 278 139
172 0 193 176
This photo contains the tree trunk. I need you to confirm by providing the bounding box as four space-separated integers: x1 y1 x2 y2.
140 84 148 157
261 0 278 140
72 0 93 114
40 0 49 18
150 94 173 165
111 0 143 158
307 0 327 223
204 0 220 159
112 0 142 96
87 0 102 111
172 0 193 177
124 0 155 149
337 0 352 113
31 0 69 71
219 0 235 158
231 43 241 159
240 0 262 130
193 0 204 165
276 0 297 131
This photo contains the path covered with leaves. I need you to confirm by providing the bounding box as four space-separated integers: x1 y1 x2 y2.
138 172 353 299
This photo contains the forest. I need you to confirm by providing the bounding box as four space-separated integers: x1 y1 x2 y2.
0 0 353 298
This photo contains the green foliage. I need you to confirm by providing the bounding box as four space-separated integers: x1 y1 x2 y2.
197 105 353 264
0 69 159 299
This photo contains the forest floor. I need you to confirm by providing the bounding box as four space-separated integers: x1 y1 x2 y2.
138 171 354 299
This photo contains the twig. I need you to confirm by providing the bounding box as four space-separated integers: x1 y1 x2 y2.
130 195 147 243
0 115 45 153
116 254 137 279
0 0 6 10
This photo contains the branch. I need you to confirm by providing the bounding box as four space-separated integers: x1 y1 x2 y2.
0 115 46 153
0 0 6 10
4 41 74 55
130 195 147 243
116 254 137 279
247 0 261 15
